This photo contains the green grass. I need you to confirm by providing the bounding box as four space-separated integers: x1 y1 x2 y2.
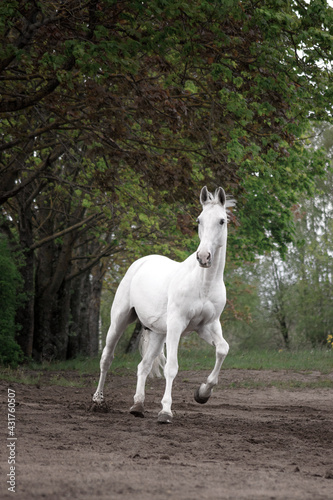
0 341 332 387
183 347 333 374
223 349 333 373
178 335 333 373
0 368 43 386
28 356 102 374
23 344 333 374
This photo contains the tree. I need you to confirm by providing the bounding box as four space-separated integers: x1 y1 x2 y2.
228 124 333 349
1 0 333 360
1 1 332 238
286 168 333 345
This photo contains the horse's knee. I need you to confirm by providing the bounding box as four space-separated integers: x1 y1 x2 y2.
164 360 178 380
217 339 229 357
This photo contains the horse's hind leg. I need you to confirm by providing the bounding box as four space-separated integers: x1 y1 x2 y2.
92 306 137 405
158 319 185 424
195 320 229 404
130 331 165 418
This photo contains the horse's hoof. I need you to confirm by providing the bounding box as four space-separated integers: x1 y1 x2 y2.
88 400 109 413
130 402 145 418
157 412 173 424
194 387 210 404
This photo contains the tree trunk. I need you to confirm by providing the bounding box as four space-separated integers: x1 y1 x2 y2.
15 207 35 358
33 233 74 360
70 263 105 358
55 280 71 360
76 272 90 357
87 265 104 357
126 321 142 353
278 315 290 349
67 275 83 359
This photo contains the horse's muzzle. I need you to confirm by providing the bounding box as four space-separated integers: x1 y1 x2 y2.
196 251 212 268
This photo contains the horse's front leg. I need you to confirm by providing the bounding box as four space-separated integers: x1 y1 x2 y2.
158 322 183 424
195 321 229 404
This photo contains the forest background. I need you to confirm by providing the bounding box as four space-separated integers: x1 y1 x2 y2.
1 0 333 367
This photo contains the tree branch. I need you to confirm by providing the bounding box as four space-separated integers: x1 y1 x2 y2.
29 213 100 251
0 56 75 113
0 145 65 205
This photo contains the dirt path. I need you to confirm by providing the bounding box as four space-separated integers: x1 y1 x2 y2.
2 369 333 499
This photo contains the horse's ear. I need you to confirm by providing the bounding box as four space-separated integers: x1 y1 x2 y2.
215 187 226 207
200 186 210 206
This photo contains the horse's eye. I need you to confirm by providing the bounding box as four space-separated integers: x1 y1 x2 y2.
196 218 200 224
219 219 225 225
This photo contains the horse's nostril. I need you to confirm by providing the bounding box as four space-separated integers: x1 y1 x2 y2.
207 252 211 261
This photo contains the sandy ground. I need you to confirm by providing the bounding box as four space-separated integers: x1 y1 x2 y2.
1 369 333 499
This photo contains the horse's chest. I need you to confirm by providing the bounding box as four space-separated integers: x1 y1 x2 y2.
202 300 216 319
187 299 220 328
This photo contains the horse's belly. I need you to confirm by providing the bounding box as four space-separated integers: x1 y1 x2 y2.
129 255 178 334
131 289 168 334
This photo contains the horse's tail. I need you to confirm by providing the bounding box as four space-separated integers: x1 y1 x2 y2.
139 329 166 378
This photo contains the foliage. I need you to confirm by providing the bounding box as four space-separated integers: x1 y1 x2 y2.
0 236 24 367
226 124 333 349
327 334 333 349
1 0 333 360
220 123 333 348
1 0 333 253
282 173 333 346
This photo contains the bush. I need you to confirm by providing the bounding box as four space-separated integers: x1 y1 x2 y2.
0 236 24 367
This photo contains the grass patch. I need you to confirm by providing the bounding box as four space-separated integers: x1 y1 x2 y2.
0 367 42 386
0 353 142 386
0 339 332 387
48 374 85 388
27 352 142 374
223 348 333 374
0 367 86 387
28 356 101 374
22 347 333 375
178 335 333 374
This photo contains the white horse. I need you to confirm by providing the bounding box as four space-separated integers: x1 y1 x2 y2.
93 186 234 423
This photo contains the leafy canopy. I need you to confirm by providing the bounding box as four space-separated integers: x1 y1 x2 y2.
0 0 333 259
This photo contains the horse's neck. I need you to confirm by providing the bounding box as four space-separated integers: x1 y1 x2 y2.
197 245 226 288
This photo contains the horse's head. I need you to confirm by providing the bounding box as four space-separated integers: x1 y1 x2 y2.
196 186 231 268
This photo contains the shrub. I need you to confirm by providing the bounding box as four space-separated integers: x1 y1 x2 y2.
0 236 24 367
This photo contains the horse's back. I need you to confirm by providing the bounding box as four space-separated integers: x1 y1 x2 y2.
121 254 179 285
130 254 180 298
